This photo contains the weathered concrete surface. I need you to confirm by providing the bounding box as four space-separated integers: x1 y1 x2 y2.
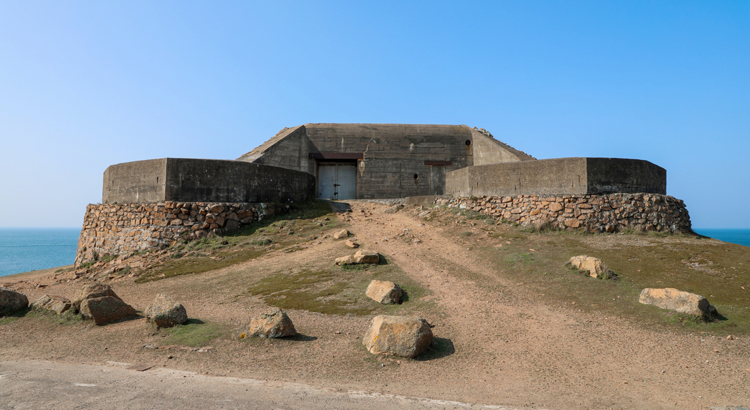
103 158 168 204
446 157 666 197
103 159 315 204
238 124 532 199
0 360 519 410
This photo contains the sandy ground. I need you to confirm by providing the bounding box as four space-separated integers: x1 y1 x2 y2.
2 201 749 410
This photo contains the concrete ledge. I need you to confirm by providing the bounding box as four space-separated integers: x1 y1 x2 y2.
103 158 316 204
446 157 666 197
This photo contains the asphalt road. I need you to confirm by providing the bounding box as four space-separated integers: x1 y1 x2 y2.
0 360 521 410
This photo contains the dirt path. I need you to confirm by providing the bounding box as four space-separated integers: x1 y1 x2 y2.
338 201 749 410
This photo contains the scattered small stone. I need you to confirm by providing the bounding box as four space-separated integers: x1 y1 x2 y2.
145 293 188 328
639 288 717 319
363 315 433 358
31 295 71 315
345 239 360 248
247 309 297 338
366 280 403 304
727 335 734 340
335 250 380 266
333 229 349 239
567 255 616 280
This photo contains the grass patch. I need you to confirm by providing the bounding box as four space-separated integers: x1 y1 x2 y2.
162 319 225 347
245 262 432 316
467 220 750 336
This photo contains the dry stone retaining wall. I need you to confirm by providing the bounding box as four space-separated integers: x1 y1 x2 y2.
443 193 691 233
75 201 287 266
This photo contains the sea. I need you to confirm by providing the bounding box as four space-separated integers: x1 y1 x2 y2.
0 228 81 278
0 228 749 279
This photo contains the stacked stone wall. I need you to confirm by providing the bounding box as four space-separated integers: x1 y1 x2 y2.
444 193 691 233
75 201 287 266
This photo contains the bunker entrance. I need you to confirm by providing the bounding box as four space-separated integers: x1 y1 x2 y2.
317 162 357 200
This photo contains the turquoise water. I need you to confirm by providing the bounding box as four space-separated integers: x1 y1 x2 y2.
0 228 81 278
693 229 750 248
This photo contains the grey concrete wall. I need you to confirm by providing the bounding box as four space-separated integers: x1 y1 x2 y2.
586 158 666 194
243 123 488 198
103 158 316 204
445 166 470 198
103 159 167 204
470 129 534 165
237 126 316 175
446 157 667 197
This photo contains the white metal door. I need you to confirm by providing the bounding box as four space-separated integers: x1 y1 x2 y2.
317 163 357 200
336 164 356 199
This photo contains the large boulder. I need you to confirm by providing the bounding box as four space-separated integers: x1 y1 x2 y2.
336 250 380 266
80 296 137 325
31 295 71 315
363 315 433 358
639 288 717 319
247 309 297 338
366 280 403 304
144 293 188 328
0 288 28 316
568 255 616 279
71 283 118 312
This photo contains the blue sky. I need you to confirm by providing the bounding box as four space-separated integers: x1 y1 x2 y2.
1 1 748 229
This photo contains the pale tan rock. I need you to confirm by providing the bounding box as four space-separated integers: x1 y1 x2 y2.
145 293 188 328
363 316 433 358
568 255 616 279
564 219 580 228
383 205 400 214
335 250 379 266
548 202 563 212
345 239 360 248
639 288 716 318
333 229 349 239
247 309 296 338
0 288 28 316
31 295 71 315
366 280 402 304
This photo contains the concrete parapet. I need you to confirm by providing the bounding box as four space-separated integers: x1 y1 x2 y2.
439 193 691 234
103 158 316 204
75 201 288 266
446 158 666 197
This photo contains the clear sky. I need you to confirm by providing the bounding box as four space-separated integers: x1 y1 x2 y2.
1 1 748 229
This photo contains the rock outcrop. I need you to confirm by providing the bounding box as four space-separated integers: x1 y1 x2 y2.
363 315 433 358
145 293 188 328
0 288 28 316
568 255 617 279
366 280 403 304
639 288 717 319
80 296 137 325
247 309 297 338
335 250 380 266
31 295 71 315
73 284 137 325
